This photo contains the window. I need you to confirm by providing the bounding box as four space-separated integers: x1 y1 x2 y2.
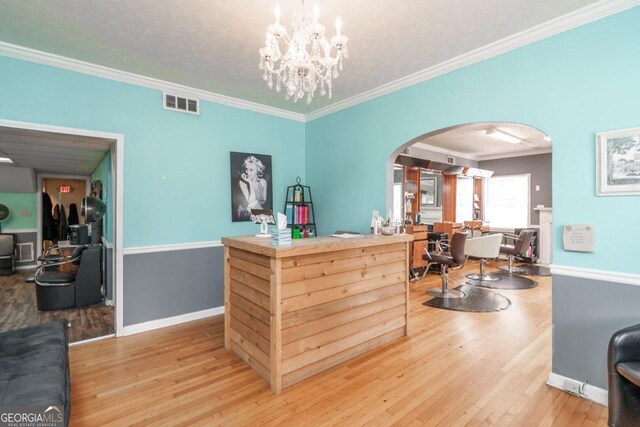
485 174 530 229
455 176 474 223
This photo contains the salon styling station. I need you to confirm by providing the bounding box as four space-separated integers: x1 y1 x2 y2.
221 233 413 394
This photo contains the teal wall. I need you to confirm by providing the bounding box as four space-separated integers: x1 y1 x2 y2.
0 56 306 248
0 192 37 230
91 151 113 243
306 7 640 275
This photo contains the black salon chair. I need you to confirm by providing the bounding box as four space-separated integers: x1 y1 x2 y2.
422 232 468 299
608 323 640 427
497 229 535 274
28 245 103 310
0 234 17 276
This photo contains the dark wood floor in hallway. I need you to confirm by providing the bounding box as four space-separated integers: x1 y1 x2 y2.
68 262 608 426
0 270 114 343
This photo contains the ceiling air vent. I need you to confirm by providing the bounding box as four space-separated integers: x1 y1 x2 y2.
164 93 200 115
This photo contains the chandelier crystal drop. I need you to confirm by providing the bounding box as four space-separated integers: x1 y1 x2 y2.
259 1 349 105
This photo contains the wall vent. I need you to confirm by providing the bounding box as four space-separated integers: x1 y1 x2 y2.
163 93 200 115
17 242 34 262
447 155 456 165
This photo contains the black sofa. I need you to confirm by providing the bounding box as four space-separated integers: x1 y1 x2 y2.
608 323 640 427
0 320 70 426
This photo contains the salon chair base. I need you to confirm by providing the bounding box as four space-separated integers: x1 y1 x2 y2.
426 288 466 299
465 258 501 282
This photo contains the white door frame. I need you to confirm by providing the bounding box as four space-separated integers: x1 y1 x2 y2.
0 119 125 336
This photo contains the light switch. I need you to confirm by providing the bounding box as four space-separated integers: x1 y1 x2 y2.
535 185 540 191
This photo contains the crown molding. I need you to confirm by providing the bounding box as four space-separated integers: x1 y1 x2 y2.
305 0 640 122
1 0 637 124
0 42 306 123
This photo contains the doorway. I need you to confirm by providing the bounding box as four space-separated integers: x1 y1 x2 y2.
0 119 124 342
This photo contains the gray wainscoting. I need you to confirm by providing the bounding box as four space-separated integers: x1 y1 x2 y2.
123 246 224 326
552 274 640 389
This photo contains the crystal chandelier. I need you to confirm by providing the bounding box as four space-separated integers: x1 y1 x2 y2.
259 1 349 105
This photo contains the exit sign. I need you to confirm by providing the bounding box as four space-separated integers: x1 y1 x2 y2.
59 185 73 194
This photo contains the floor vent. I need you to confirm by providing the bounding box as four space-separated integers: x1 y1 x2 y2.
163 93 199 115
17 242 34 262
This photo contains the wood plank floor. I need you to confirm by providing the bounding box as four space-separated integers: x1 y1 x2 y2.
0 270 114 342
68 261 608 426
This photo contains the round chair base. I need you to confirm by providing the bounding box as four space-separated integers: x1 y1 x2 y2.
465 273 501 282
426 288 466 299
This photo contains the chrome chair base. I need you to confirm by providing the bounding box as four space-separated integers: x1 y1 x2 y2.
465 273 501 281
426 288 466 299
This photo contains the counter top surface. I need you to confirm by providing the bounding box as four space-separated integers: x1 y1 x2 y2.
222 233 413 258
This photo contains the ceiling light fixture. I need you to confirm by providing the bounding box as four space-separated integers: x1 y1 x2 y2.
259 1 349 105
0 157 13 164
486 128 522 144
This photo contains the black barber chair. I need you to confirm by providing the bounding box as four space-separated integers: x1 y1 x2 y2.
608 323 640 426
0 234 17 276
423 232 468 299
497 229 535 274
29 245 103 310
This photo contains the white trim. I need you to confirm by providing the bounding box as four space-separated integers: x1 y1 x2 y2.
0 119 124 339
1 228 38 234
15 264 37 270
123 240 223 255
306 0 640 122
551 264 640 287
546 372 608 406
0 42 305 123
1 1 636 124
122 306 225 336
69 333 115 347
101 237 113 249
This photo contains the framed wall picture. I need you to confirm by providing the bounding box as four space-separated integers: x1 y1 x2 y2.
596 127 640 196
230 152 273 222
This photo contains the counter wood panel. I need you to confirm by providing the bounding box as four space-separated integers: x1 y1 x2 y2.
222 234 412 394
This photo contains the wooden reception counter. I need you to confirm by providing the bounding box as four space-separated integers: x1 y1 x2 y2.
221 233 413 393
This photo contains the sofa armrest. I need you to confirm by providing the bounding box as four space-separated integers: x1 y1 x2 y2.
609 323 640 371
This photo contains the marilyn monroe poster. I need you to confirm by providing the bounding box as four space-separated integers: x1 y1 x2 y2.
230 152 273 222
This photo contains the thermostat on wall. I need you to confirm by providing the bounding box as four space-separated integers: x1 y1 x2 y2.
562 224 595 253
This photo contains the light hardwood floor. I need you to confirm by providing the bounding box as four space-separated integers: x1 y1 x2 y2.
69 262 608 426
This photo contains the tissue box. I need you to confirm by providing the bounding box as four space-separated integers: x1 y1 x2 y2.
271 228 292 246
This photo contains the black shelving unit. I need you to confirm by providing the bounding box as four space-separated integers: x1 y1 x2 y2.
283 177 317 237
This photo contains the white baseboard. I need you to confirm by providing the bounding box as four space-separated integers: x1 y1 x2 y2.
15 264 37 270
121 306 225 336
69 333 115 347
546 372 608 406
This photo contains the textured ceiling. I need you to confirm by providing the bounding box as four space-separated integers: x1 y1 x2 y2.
414 122 551 159
0 127 112 175
0 0 601 114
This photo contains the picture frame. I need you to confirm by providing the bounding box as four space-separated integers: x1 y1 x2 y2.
421 177 437 206
596 127 640 196
230 152 273 222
